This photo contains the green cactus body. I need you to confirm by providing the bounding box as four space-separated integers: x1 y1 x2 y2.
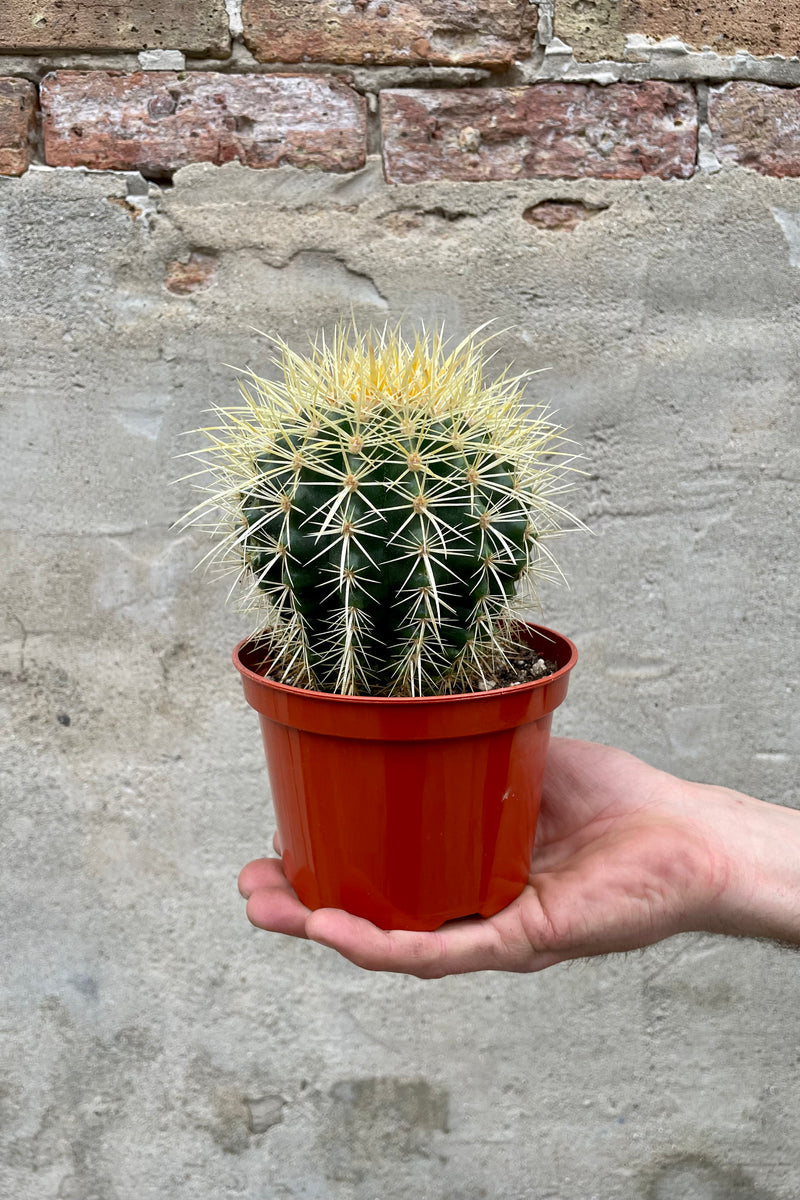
184 325 580 696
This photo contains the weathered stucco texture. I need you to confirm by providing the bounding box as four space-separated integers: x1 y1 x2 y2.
1 161 800 1200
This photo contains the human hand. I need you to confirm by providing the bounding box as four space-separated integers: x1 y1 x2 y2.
238 737 800 976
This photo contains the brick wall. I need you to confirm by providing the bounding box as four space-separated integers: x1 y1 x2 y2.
2 0 800 179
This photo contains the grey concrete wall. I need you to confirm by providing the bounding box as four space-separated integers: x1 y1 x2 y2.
1 159 799 1200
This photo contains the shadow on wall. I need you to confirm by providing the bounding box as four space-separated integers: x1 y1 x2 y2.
322 1076 450 1184
645 1153 780 1200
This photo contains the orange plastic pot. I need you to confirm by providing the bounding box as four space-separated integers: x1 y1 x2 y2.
234 622 577 931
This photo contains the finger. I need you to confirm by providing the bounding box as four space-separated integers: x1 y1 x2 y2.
238 856 287 898
305 905 532 977
246 886 312 939
272 830 282 855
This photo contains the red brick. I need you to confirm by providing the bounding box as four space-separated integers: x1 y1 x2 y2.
0 1 230 57
522 200 606 230
381 83 697 184
555 0 800 62
708 83 800 177
0 78 37 176
619 0 800 59
241 0 536 69
41 72 367 175
165 252 218 293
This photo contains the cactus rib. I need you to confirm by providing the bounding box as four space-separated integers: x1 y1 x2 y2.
180 322 582 696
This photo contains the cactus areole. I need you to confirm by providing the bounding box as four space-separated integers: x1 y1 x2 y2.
186 323 581 698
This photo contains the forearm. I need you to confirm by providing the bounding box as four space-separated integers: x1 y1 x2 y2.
690 782 800 946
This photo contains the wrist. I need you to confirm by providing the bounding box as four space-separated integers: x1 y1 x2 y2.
685 781 800 944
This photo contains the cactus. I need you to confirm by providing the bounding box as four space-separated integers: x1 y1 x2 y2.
182 323 581 696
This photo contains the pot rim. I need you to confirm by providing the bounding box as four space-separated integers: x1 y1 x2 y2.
233 620 577 708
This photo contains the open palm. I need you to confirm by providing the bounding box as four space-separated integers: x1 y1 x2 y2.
239 738 726 976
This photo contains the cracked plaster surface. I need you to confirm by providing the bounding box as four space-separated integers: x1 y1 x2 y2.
1 159 799 1199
